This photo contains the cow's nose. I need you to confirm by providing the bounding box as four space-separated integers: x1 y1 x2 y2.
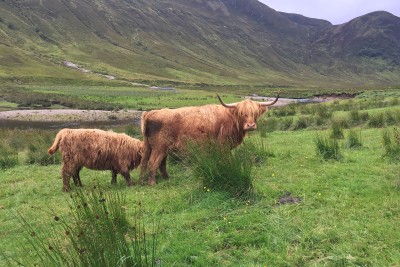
245 123 257 130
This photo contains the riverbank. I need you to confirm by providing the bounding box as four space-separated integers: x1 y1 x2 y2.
0 109 142 122
0 109 142 129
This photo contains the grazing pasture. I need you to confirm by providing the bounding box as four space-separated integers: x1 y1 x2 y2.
0 94 400 266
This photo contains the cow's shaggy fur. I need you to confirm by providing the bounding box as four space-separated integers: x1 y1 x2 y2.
48 128 142 192
140 97 277 185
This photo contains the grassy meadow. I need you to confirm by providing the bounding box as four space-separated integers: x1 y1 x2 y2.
0 92 400 266
1 77 399 112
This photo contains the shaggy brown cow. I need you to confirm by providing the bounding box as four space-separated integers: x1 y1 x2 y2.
48 128 142 192
140 94 279 185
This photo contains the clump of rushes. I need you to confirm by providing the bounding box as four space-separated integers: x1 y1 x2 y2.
346 129 362 149
292 116 309 130
330 120 344 139
368 113 385 128
187 139 257 199
314 133 342 160
13 188 160 267
25 131 61 166
0 140 18 169
382 128 400 162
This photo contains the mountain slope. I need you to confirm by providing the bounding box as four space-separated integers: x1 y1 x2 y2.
0 0 399 87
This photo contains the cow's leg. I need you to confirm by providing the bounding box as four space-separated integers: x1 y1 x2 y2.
159 156 169 179
111 169 118 184
139 145 151 184
147 151 167 185
72 167 83 187
61 163 73 192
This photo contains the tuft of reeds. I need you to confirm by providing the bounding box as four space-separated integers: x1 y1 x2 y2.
0 141 18 169
292 116 310 130
368 113 385 128
279 117 293 130
314 133 342 160
382 128 400 162
346 129 362 149
330 120 345 139
25 133 61 166
186 139 260 199
258 117 277 136
12 188 160 267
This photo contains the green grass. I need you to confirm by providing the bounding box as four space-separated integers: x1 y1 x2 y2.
0 84 244 111
0 101 18 110
9 188 159 267
1 122 399 266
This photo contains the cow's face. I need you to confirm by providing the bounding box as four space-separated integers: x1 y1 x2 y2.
235 100 267 131
217 94 279 131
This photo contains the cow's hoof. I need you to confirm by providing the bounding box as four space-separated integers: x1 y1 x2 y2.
148 179 156 186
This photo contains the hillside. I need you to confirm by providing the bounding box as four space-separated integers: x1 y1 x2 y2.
0 0 399 87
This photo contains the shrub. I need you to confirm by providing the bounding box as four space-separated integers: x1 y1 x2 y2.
346 129 362 149
314 133 342 160
382 128 400 162
12 188 160 267
187 140 257 198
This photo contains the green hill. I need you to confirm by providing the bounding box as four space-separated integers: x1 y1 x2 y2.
0 0 399 87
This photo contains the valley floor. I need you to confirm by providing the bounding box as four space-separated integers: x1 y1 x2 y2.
0 109 142 122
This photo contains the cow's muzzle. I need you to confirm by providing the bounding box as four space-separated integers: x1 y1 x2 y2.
244 123 257 131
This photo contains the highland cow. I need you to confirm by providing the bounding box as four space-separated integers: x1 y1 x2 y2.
48 128 142 192
140 94 279 185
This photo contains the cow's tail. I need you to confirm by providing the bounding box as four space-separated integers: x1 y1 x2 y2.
140 111 148 143
48 130 64 155
140 112 151 178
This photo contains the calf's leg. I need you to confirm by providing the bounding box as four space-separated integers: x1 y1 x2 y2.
111 169 118 184
121 169 133 186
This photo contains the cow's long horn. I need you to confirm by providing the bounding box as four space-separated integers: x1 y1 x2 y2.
259 93 280 107
216 93 237 108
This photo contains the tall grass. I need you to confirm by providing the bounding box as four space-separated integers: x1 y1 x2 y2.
11 188 160 267
0 140 18 169
314 133 342 160
330 120 345 139
186 139 265 198
368 113 385 128
25 132 62 165
382 128 400 161
346 129 362 149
